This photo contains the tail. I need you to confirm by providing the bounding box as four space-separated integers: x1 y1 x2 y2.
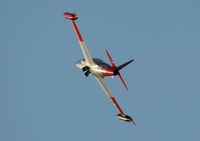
117 59 134 71
105 49 134 90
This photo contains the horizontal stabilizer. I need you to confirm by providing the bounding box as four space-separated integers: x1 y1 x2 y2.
117 59 134 71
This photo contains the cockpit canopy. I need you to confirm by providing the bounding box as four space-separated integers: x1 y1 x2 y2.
76 58 111 68
93 58 111 68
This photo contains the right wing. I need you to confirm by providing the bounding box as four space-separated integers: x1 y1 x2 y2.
95 76 126 116
95 76 136 125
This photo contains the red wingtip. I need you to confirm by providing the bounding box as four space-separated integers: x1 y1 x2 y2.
63 12 78 20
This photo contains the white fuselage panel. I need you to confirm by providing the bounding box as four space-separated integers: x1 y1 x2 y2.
76 59 105 77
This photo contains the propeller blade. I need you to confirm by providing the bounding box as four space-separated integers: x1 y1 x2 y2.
105 49 129 90
105 49 117 68
118 74 128 90
132 120 136 126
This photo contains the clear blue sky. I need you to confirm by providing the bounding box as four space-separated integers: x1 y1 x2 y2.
1 0 200 140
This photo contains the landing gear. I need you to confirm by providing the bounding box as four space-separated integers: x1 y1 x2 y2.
84 70 90 77
82 66 90 77
82 66 90 72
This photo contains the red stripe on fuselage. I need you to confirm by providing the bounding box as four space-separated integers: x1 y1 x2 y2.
101 67 114 76
71 20 83 42
110 97 125 116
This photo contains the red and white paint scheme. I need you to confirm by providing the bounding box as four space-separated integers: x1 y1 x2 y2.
63 12 136 126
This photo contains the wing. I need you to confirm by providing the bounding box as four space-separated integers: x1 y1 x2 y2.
71 20 94 64
95 76 126 116
95 76 136 125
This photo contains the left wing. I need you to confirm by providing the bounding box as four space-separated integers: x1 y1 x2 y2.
95 76 136 125
71 20 94 64
63 12 94 64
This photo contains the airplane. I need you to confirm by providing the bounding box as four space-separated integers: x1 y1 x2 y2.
63 12 136 126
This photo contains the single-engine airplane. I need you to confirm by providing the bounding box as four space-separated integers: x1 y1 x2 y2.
63 12 136 126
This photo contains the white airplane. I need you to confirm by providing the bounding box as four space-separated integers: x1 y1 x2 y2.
63 12 136 126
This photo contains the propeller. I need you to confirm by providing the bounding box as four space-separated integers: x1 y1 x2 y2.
105 49 129 90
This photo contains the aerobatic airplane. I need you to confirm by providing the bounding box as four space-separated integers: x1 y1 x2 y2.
63 12 136 126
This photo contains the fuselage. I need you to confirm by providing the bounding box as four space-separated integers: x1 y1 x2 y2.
76 58 116 77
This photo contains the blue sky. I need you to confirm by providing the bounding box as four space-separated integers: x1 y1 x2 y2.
1 0 200 140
